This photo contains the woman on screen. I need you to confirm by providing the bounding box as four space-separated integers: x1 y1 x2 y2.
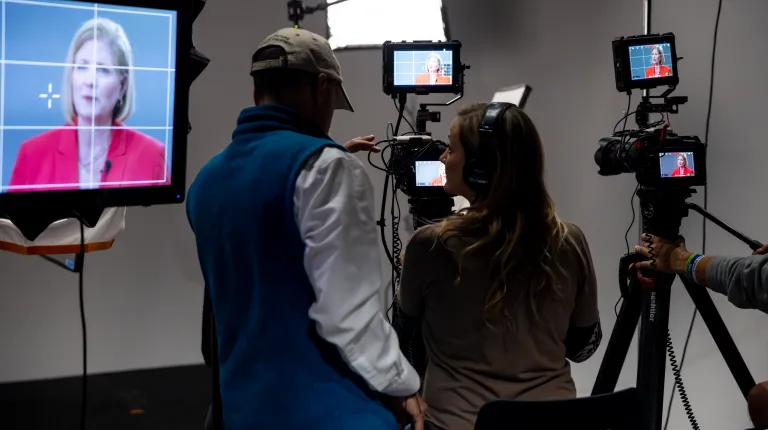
430 163 446 186
8 18 168 191
645 45 672 78
397 103 601 430
415 53 451 85
670 153 694 176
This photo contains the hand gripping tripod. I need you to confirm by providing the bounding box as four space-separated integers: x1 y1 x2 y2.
591 186 761 430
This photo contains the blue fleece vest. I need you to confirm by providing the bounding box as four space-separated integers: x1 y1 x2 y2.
186 105 397 430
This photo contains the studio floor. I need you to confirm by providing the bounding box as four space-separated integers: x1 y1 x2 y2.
0 364 211 430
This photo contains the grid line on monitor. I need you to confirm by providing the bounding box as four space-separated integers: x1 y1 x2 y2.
6 179 166 190
1 0 5 187
89 3 97 187
2 126 173 129
164 13 172 184
1 60 175 72
6 0 172 17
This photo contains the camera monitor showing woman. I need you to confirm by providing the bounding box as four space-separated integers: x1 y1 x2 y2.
415 160 447 186
394 51 453 86
629 43 673 81
661 152 695 177
1 2 177 193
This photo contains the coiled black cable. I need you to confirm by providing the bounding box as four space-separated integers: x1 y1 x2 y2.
666 329 700 430
645 234 658 270
391 170 403 289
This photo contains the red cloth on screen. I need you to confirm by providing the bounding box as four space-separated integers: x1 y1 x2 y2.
8 121 169 191
415 73 452 85
645 65 672 78
670 167 694 177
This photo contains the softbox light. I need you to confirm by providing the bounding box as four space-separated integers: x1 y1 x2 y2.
327 0 449 50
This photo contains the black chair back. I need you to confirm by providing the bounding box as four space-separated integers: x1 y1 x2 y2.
474 388 639 430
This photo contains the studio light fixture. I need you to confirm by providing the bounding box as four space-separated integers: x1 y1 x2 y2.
325 0 449 50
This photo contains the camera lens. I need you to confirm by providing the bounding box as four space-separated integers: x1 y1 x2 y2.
595 136 642 176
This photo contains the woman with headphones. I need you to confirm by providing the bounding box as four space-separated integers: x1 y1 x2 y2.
397 103 602 430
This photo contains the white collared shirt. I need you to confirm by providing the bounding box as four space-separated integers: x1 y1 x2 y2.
292 146 420 397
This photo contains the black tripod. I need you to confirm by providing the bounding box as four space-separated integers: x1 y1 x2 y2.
592 186 761 430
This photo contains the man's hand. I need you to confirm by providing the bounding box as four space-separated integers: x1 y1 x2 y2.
344 135 381 153
391 394 426 430
753 243 768 255
634 233 691 274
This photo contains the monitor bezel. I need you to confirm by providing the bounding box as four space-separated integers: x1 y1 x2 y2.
613 33 680 92
0 0 194 214
382 40 463 96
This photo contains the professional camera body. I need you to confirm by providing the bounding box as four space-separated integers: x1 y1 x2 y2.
595 32 707 192
388 135 449 199
595 126 707 189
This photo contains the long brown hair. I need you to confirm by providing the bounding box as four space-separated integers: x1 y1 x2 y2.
438 103 568 323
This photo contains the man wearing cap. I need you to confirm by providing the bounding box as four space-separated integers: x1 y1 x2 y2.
187 28 424 430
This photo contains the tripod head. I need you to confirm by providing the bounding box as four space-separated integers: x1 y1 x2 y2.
636 186 695 241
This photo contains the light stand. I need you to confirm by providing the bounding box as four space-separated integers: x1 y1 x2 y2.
642 0 651 100
591 187 759 430
287 0 352 28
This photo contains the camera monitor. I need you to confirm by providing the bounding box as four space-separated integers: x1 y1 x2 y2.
659 151 696 178
613 33 679 92
650 146 707 188
415 160 445 187
0 0 194 209
383 41 463 96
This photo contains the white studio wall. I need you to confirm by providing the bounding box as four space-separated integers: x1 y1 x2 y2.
0 1 766 429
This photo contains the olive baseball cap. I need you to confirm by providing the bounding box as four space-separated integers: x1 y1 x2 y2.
251 28 354 112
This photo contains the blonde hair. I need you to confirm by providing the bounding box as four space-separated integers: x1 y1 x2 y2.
652 45 666 65
61 18 135 124
677 153 688 167
425 53 443 74
438 103 568 324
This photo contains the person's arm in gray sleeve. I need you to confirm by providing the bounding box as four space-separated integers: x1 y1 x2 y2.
702 254 768 313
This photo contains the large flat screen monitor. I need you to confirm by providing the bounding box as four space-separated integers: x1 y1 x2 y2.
0 0 194 215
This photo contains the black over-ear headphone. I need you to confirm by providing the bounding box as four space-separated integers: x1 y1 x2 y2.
462 102 517 192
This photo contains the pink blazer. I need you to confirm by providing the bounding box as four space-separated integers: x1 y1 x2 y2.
8 122 169 191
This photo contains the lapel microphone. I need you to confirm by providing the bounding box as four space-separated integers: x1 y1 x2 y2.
101 160 112 174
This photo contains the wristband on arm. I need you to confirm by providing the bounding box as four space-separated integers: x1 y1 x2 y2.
685 253 705 284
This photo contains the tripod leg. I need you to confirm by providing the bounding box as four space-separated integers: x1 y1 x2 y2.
680 276 756 399
592 280 644 395
636 283 672 430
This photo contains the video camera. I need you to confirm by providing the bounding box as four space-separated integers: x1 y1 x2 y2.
378 40 469 376
594 32 708 190
378 40 469 214
591 33 766 430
